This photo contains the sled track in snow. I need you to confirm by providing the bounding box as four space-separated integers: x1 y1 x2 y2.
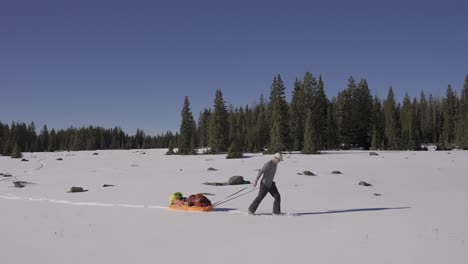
0 195 307 216
24 159 45 176
0 194 168 210
0 194 249 214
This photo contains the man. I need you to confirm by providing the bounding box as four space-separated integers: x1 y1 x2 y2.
248 152 283 215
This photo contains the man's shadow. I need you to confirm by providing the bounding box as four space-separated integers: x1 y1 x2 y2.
254 207 411 216
293 207 410 216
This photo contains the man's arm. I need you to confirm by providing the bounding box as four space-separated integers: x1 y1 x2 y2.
254 161 269 187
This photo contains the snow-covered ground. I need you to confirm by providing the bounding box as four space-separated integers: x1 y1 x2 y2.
1 149 467 264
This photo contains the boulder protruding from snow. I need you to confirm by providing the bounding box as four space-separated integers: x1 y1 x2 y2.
13 181 26 188
303 171 316 176
67 186 88 193
203 176 251 186
103 184 114 187
12 181 34 188
228 176 251 185
92 153 99 156
359 181 372 187
21 158 29 162
331 171 343 174
369 152 379 156
374 193 382 196
207 167 218 171
57 158 63 161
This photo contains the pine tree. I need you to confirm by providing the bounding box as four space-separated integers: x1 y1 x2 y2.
238 106 248 152
325 100 339 149
254 95 269 152
440 85 457 148
0 122 5 155
226 111 243 159
166 140 175 155
178 96 197 155
27 122 37 152
208 90 229 153
302 110 319 154
302 72 326 149
110 127 119 149
428 94 439 143
303 72 317 111
48 129 58 152
339 77 357 148
455 75 468 149
419 91 432 143
370 96 384 150
245 105 256 152
289 79 305 151
400 93 416 149
197 109 211 148
315 75 329 149
11 143 22 159
383 87 399 149
268 74 289 153
71 130 85 151
412 97 422 149
190 131 198 155
354 79 373 149
228 106 237 144
2 123 12 156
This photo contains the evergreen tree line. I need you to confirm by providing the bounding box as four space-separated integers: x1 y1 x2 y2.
177 74 468 155
2 74 467 157
0 123 178 156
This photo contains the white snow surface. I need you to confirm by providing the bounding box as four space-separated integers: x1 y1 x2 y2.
1 149 467 264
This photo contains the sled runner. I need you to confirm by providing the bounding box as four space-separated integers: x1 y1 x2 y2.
168 204 213 212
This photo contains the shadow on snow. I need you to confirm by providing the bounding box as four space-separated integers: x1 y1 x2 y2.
255 207 411 216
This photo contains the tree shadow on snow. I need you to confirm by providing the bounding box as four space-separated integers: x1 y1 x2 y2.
292 207 411 216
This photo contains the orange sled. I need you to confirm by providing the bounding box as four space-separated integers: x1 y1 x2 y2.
168 205 213 212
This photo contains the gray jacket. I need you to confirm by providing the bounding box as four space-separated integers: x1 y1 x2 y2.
255 160 278 188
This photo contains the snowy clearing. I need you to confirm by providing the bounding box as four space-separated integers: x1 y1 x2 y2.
1 149 467 264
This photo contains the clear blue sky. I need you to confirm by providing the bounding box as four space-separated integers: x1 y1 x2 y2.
1 0 467 135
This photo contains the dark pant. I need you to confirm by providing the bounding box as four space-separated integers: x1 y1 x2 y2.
248 182 281 214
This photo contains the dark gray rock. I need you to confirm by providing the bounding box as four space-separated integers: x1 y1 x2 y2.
369 152 379 156
228 176 244 185
373 193 382 196
207 167 218 171
297 172 303 175
228 176 250 185
13 181 26 188
303 171 316 176
92 153 99 156
21 158 29 162
359 181 372 187
331 171 343 174
203 182 227 186
57 158 63 161
68 186 88 193
103 184 114 187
